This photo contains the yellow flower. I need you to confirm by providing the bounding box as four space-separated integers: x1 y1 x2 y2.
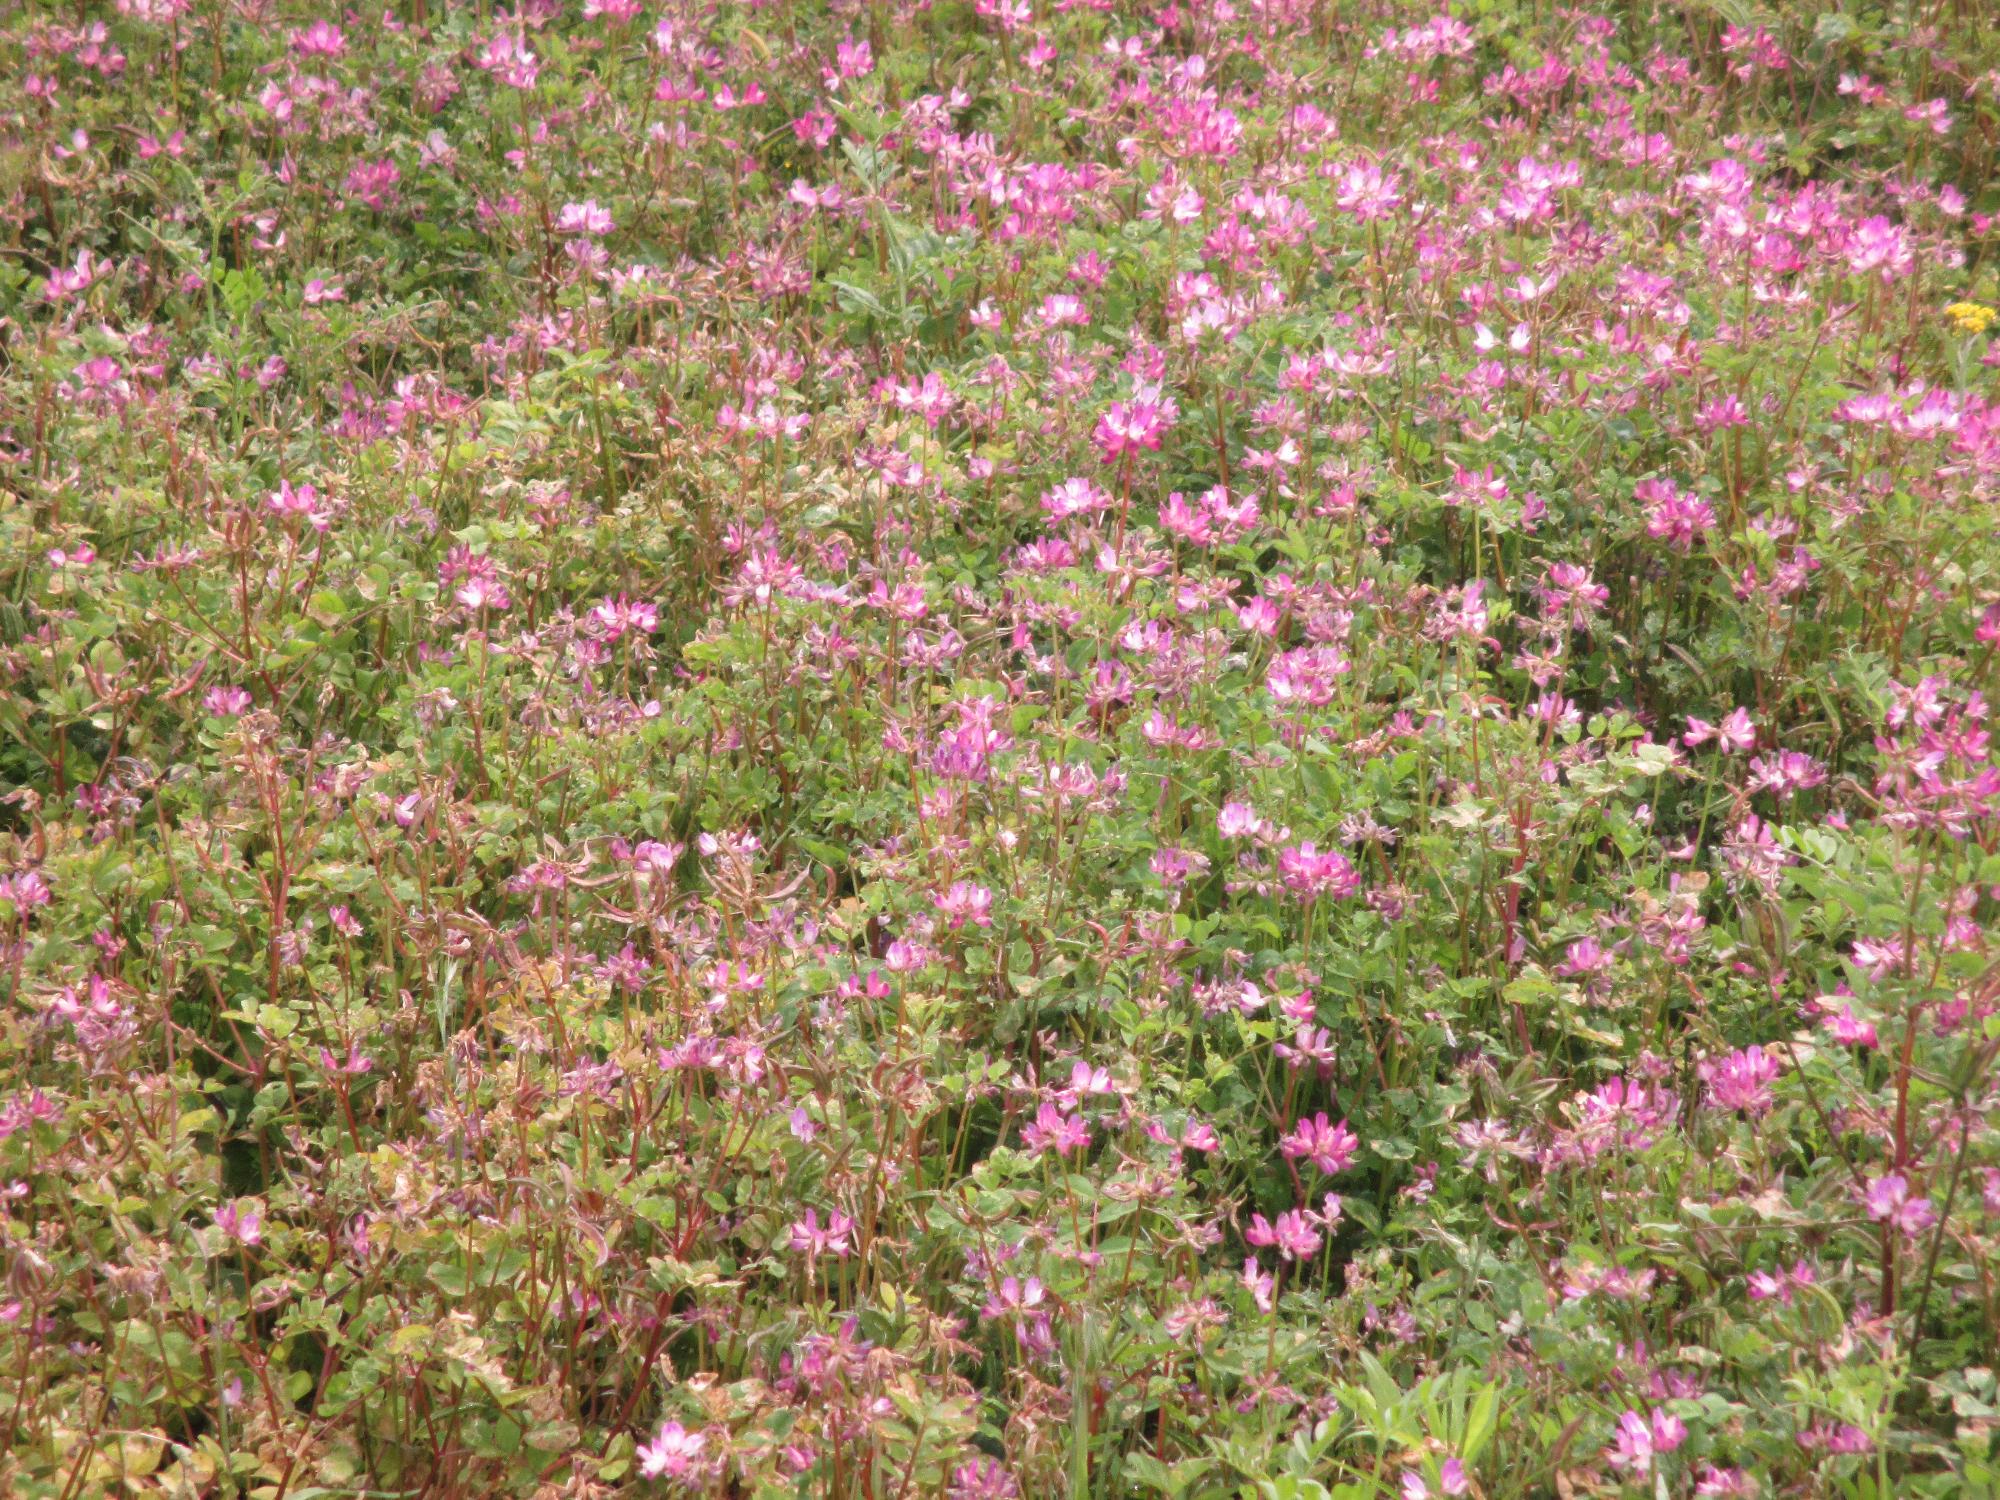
1945 301 1995 334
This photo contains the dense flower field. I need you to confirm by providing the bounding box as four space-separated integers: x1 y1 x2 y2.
4 0 2000 1495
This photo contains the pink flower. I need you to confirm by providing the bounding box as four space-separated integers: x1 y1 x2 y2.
1820 1001 1877 1048
1266 646 1352 706
1555 935 1613 976
1638 478 1715 550
1402 1460 1471 1500
341 158 401 212
1280 1113 1359 1175
788 1208 855 1262
1275 842 1360 901
214 1200 262 1247
636 1419 706 1480
1539 563 1609 628
591 593 659 641
290 20 345 56
1334 160 1403 221
718 399 809 441
1850 934 1915 979
1092 394 1176 461
557 199 616 236
1695 1465 1756 1497
1241 1257 1275 1312
1747 1258 1815 1307
475 30 540 89
1244 1208 1322 1262
1273 1023 1338 1077
1217 801 1268 839
949 1457 1020 1500
1605 1408 1686 1473
933 881 995 929
318 1043 373 1077
455 574 511 613
44 248 111 303
1863 1174 1937 1236
1798 1421 1872 1454
266 481 331 531
1747 750 1826 799
1843 216 1912 281
1021 1103 1090 1158
1684 706 1756 752
981 1274 1044 1320
793 109 838 148
1703 1046 1782 1115
1695 394 1750 431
